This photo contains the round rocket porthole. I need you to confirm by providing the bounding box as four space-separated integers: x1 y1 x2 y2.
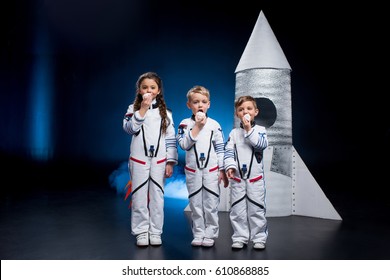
254 97 277 128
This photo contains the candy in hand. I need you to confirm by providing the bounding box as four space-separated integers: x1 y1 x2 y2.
196 111 205 121
143 93 151 99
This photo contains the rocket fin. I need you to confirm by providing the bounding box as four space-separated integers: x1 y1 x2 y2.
292 147 342 220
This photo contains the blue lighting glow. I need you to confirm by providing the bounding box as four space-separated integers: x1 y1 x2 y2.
28 23 53 160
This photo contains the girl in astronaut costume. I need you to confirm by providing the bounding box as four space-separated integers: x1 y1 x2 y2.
224 95 269 250
123 72 178 247
176 85 228 247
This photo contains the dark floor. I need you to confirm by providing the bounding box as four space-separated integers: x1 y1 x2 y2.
1 179 390 260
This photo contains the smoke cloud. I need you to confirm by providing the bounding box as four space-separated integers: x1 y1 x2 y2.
109 161 188 200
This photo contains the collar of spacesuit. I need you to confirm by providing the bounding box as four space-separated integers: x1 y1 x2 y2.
240 121 255 129
151 99 159 109
191 113 208 121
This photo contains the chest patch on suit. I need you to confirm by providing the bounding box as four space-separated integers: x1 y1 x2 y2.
178 124 187 134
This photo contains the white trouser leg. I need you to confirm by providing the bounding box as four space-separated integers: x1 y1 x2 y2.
186 169 205 238
130 160 150 235
148 160 166 235
230 180 249 243
248 180 267 243
130 158 166 236
202 168 220 239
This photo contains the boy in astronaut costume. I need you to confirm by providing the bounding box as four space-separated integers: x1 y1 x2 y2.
176 85 228 247
224 95 268 250
123 72 178 247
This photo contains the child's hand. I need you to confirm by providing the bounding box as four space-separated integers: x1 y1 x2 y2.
165 162 174 178
195 112 206 127
139 93 153 117
219 170 229 188
226 169 235 179
190 111 206 138
141 93 152 107
241 114 251 131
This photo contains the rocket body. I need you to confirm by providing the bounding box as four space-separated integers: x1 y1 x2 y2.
228 11 341 220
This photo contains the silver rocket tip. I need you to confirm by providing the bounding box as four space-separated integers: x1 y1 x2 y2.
235 10 291 73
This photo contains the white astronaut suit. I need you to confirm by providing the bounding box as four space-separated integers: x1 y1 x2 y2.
176 115 225 240
224 122 268 245
123 100 178 237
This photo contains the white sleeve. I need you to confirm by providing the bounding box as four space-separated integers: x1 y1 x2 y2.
123 104 145 135
165 111 178 164
176 119 196 151
213 122 226 170
245 126 268 150
224 129 238 171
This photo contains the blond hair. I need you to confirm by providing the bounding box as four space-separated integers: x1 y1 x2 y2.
186 85 210 101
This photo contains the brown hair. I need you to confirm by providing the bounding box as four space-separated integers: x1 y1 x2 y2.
234 95 257 110
133 72 169 134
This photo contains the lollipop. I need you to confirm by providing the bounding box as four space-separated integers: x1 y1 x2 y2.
244 114 251 121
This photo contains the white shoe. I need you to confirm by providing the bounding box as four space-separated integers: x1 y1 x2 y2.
150 234 162 246
201 238 215 247
191 238 203 246
253 242 266 250
232 242 244 249
136 232 149 246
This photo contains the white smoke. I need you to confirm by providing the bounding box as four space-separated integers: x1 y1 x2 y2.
164 172 188 199
109 161 188 200
108 161 129 194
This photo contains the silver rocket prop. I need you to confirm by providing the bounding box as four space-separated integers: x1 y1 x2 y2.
221 11 341 220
